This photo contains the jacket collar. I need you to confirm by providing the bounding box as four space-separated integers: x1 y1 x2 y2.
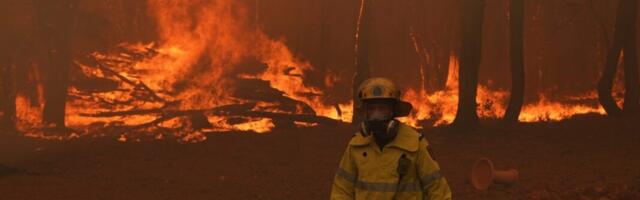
349 123 420 152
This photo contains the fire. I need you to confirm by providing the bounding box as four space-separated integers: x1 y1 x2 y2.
518 94 606 122
46 0 349 142
401 55 622 128
15 94 43 132
294 121 319 128
205 116 275 134
11 0 626 142
401 55 508 127
401 56 461 126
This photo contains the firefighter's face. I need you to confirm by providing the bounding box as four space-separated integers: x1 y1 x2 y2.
364 99 394 121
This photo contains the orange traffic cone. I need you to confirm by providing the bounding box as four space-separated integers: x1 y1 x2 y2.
470 157 519 190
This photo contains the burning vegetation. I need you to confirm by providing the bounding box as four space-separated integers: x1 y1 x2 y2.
0 0 637 142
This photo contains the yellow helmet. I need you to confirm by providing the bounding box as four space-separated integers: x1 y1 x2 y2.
357 77 413 117
357 77 401 101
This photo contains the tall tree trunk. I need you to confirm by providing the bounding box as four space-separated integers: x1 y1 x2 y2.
1 3 16 131
504 0 525 123
0 57 16 131
36 1 76 128
352 0 373 124
255 0 260 30
453 0 484 128
319 0 332 77
598 0 637 117
622 0 639 114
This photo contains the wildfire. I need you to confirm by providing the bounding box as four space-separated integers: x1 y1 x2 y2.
400 55 622 128
11 0 625 142
400 56 508 127
15 0 347 142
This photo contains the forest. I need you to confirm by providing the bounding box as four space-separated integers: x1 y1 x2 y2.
0 0 639 199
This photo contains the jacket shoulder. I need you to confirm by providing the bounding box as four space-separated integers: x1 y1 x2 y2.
400 123 431 147
398 123 423 140
348 131 371 146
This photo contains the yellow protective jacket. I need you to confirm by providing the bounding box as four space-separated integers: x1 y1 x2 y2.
330 123 452 200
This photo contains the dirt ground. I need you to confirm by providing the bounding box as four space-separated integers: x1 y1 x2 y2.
1 115 639 200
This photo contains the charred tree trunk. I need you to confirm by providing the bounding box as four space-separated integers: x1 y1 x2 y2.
453 0 484 128
352 0 373 124
255 0 262 31
319 0 332 82
36 1 76 128
434 2 456 92
504 0 525 123
0 56 16 131
622 0 639 114
1 3 17 131
598 0 638 117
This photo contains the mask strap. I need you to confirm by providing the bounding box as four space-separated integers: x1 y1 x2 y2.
360 122 369 137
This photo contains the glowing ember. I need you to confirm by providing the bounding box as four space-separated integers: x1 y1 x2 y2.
15 94 43 131
206 116 275 133
117 134 127 142
230 118 275 133
294 121 319 128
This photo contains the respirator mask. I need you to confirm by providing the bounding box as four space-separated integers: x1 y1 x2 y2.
360 100 399 146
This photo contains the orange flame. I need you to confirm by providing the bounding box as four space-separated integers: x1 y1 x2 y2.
16 0 625 142
57 0 352 142
401 55 622 128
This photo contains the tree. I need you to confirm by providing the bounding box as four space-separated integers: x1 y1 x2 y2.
0 57 15 131
35 1 77 128
598 0 639 117
0 2 17 131
453 0 485 128
352 0 373 124
504 0 525 123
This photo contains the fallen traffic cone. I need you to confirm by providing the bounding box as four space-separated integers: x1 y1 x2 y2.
470 157 519 190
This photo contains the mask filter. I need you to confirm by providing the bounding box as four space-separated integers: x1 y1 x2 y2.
360 119 399 149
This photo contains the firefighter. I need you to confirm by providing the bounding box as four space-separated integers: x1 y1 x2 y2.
331 77 452 200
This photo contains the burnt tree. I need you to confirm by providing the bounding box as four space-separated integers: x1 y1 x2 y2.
0 4 5 130
0 17 10 130
598 0 639 117
621 0 640 114
0 55 14 131
35 1 77 128
453 0 485 128
352 0 373 124
0 58 16 131
504 0 525 123
0 1 21 131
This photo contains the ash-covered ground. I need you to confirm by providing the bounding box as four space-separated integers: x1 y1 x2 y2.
1 115 639 200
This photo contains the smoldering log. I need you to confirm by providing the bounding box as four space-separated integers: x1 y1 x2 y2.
78 103 258 118
79 102 340 127
233 78 316 115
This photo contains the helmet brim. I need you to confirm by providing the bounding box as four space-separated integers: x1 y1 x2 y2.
394 100 413 117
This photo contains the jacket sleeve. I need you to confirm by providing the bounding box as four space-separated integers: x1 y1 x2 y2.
330 145 357 200
417 139 452 200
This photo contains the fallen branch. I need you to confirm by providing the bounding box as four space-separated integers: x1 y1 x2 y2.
79 102 342 132
85 55 166 103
